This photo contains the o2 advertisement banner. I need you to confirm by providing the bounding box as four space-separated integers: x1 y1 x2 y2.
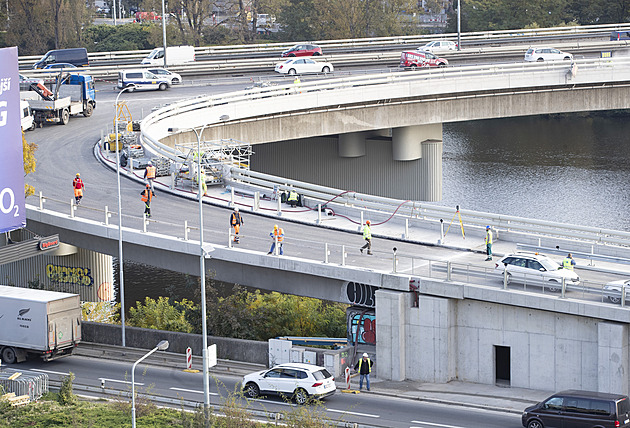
0 47 26 233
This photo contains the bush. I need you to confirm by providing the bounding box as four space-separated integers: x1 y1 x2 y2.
58 372 77 405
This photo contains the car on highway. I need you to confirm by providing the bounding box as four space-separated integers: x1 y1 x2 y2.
242 362 336 405
400 50 448 69
524 46 573 62
145 68 183 85
522 390 630 428
281 44 323 57
275 58 333 75
417 40 458 52
603 278 630 304
494 252 580 291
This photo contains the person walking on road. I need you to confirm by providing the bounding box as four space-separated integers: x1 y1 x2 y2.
360 220 372 255
230 207 244 243
72 173 85 205
268 224 284 255
485 225 493 261
354 352 373 391
563 253 576 270
140 184 155 218
144 161 156 191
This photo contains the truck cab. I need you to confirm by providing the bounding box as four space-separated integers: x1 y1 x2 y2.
20 100 34 131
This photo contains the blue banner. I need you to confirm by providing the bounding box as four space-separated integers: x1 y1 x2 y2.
0 47 26 233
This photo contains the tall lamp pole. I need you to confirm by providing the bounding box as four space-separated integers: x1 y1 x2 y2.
132 340 169 428
457 0 461 51
161 0 167 67
113 0 117 25
114 85 135 347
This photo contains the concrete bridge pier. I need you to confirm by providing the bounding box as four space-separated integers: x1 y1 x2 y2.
338 132 367 158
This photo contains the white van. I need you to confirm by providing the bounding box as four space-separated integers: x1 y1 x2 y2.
20 100 35 131
117 69 171 92
141 46 195 66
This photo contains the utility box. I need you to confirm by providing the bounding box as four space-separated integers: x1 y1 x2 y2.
290 347 304 363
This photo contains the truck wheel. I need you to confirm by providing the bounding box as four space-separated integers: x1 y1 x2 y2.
83 102 94 117
159 83 168 91
1 347 17 364
60 109 70 125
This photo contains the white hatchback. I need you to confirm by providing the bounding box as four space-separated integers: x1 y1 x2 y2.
494 252 580 291
417 40 458 52
274 58 333 75
524 46 573 62
242 362 336 404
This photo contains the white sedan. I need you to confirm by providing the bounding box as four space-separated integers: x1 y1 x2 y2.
274 58 333 75
146 68 183 85
603 279 630 304
417 40 458 52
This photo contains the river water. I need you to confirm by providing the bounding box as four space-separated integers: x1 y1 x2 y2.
121 111 630 305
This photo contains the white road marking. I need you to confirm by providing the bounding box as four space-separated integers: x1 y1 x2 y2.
170 387 218 396
99 378 142 385
328 408 380 418
411 421 465 428
30 368 71 376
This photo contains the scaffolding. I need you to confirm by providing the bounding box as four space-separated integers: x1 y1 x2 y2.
174 138 253 188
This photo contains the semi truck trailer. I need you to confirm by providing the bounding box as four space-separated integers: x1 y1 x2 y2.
0 285 81 364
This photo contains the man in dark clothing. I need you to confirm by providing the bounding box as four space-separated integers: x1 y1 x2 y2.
354 352 373 391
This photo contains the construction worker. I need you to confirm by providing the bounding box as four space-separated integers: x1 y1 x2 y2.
353 352 373 391
268 224 284 255
72 173 85 205
144 161 156 191
230 207 244 243
563 253 576 270
484 226 493 261
294 75 301 93
287 189 299 207
360 220 372 255
199 168 208 196
140 184 155 218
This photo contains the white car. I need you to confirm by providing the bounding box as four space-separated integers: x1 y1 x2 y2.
274 58 333 75
242 362 336 405
494 252 580 291
146 68 183 85
417 40 458 52
524 46 573 62
603 279 630 304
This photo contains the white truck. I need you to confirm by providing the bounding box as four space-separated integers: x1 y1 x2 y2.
0 285 81 364
141 45 195 66
20 100 34 131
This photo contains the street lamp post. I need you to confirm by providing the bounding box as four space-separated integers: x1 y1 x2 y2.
114 85 135 347
168 125 210 415
131 340 169 428
113 0 117 25
161 0 167 67
457 0 461 51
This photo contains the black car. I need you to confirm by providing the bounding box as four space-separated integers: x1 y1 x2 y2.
522 390 630 428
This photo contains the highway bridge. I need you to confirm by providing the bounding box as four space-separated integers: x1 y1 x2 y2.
6 50 630 395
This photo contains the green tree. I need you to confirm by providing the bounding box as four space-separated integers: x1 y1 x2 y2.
23 134 37 197
128 296 197 332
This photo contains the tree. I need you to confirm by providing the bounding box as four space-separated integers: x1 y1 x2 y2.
23 134 37 197
127 296 197 332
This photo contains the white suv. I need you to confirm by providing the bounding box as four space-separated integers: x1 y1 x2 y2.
524 46 573 62
242 363 336 404
494 252 580 291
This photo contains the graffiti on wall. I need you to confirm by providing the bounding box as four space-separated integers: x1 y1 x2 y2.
347 306 376 345
344 281 377 308
46 264 94 287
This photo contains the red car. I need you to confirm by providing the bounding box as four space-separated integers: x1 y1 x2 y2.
399 50 448 69
281 44 323 57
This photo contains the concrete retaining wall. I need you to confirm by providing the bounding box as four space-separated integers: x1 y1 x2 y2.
82 321 268 365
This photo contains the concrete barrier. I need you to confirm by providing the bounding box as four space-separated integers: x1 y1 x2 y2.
82 321 268 365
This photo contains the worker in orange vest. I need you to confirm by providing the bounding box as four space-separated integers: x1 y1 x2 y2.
144 161 156 191
267 224 284 255
230 207 244 243
140 184 155 218
72 173 85 205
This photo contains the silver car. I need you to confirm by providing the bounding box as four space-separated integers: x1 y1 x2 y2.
603 279 630 304
417 40 458 53
524 46 573 62
494 252 580 291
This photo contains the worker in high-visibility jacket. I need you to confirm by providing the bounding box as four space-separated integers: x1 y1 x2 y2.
72 173 85 205
485 226 493 261
287 189 299 207
144 161 156 191
563 253 576 270
268 224 284 255
360 220 372 255
230 207 244 243
140 184 155 218
353 352 373 391
199 169 208 196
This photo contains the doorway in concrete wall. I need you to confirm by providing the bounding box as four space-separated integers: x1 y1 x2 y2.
495 345 511 386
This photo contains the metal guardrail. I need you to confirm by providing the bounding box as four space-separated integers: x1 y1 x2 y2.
0 368 49 401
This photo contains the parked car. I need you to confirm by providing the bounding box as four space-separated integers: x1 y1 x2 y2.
117 69 171 91
242 363 336 405
275 58 333 75
281 44 323 57
522 390 630 428
43 63 78 70
603 278 630 304
494 252 580 291
417 40 458 52
145 68 182 85
400 51 448 69
524 46 573 62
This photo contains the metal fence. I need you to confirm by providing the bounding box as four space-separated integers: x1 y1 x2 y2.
0 368 49 401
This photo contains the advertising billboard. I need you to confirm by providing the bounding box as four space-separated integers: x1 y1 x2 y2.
0 47 26 233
